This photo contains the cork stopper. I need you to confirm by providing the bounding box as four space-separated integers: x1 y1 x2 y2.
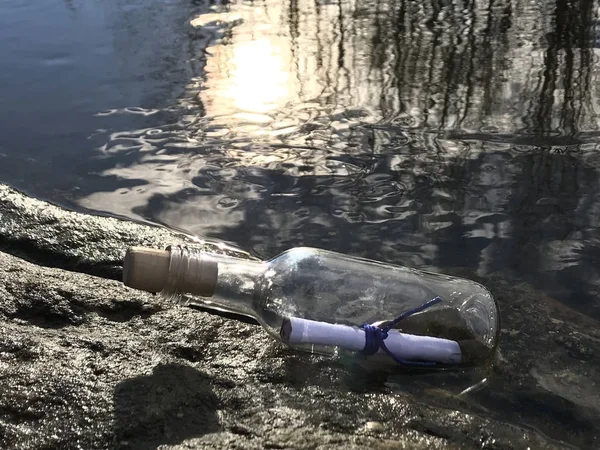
123 246 171 293
123 246 218 297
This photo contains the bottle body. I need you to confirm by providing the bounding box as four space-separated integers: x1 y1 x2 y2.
162 246 500 367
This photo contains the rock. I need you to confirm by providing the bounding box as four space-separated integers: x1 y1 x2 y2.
0 184 598 449
0 184 252 281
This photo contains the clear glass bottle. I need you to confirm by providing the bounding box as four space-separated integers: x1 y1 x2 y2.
123 245 500 368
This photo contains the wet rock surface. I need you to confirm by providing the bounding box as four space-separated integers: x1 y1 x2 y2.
0 185 598 450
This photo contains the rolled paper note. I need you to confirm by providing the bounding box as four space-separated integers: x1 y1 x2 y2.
280 316 461 364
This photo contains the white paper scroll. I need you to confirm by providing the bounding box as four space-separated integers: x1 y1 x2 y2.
281 316 461 364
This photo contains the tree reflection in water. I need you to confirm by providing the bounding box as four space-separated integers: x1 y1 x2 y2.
82 0 600 322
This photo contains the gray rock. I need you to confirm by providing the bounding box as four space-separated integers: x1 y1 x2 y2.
0 184 252 281
0 184 598 449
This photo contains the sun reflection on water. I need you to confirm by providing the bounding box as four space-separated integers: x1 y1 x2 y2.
227 38 291 113
196 6 298 122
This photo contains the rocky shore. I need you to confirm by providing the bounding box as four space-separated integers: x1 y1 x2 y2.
0 184 598 450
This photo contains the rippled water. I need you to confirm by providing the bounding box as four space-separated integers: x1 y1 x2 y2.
1 0 600 446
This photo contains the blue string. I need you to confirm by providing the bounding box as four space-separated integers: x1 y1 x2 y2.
360 296 442 366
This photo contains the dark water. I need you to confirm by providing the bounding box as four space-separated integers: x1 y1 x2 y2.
1 0 600 445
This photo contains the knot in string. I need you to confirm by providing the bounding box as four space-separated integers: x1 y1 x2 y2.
359 296 442 366
361 324 387 356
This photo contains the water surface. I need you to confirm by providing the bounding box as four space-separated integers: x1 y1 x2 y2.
1 0 600 447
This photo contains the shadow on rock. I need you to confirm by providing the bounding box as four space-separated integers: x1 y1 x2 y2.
113 363 220 450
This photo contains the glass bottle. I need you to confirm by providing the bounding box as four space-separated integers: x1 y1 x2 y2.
123 245 500 368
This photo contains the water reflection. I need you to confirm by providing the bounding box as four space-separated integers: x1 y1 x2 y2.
183 0 600 137
77 0 600 323
521 0 597 135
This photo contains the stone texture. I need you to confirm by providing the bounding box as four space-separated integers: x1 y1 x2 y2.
0 184 251 281
0 184 598 449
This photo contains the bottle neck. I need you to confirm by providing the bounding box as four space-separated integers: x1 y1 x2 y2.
163 246 266 318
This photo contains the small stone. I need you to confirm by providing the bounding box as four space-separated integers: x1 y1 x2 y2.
364 421 384 432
